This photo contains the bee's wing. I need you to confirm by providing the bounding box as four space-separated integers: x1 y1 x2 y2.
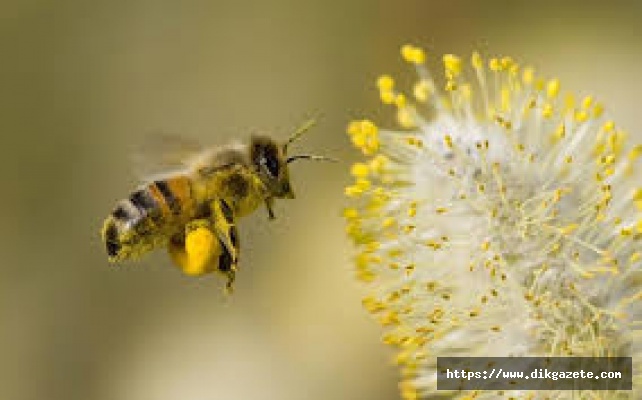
131 132 206 180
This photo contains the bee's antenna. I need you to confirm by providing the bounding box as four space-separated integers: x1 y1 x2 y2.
286 154 338 164
283 116 321 152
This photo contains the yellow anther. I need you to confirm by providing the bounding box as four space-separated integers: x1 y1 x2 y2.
354 178 371 191
350 162 370 178
379 311 400 326
403 225 415 234
633 188 642 210
382 217 396 228
405 136 423 147
575 110 589 123
362 297 386 313
344 185 363 197
542 103 553 118
628 145 642 161
593 103 604 117
376 75 394 91
581 95 594 109
380 90 395 104
561 224 579 235
413 80 431 102
481 241 490 251
600 154 616 166
489 57 501 72
500 56 514 69
522 66 535 84
603 120 616 132
394 93 407 108
342 208 359 220
397 107 417 128
401 44 426 64
534 78 545 91
369 154 389 174
564 93 576 111
444 135 453 148
443 54 462 78
445 80 457 92
554 123 566 140
347 119 379 155
620 227 633 237
546 78 560 98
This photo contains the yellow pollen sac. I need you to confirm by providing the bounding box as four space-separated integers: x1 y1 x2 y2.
563 93 576 113
354 178 371 191
395 93 407 108
628 145 642 161
581 95 594 109
347 119 380 155
522 66 535 84
561 223 579 235
633 188 642 210
443 54 462 78
405 136 423 147
542 103 554 119
350 162 370 178
344 185 363 198
500 56 514 70
489 57 501 72
377 74 395 91
603 120 616 132
342 207 359 220
413 80 431 102
397 107 417 129
369 155 389 174
401 44 426 64
546 78 560 98
382 217 396 228
180 227 219 276
445 80 457 92
554 123 566 140
575 110 589 123
380 90 395 105
444 135 453 148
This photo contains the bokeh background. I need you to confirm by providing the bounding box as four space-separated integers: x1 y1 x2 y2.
1 1 642 399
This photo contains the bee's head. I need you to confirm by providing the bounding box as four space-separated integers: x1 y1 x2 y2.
250 135 295 199
250 118 335 200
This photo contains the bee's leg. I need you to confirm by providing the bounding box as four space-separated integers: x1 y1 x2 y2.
208 200 238 260
223 269 236 295
167 219 221 276
207 199 242 294
265 198 275 220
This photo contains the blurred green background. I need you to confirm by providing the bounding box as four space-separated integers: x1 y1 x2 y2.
1 1 641 399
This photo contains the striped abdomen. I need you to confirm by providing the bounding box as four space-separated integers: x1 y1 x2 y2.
103 176 195 261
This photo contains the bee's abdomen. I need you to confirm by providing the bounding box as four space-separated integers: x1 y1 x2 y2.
103 176 195 261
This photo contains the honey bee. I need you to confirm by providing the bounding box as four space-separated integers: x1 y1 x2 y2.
102 119 332 292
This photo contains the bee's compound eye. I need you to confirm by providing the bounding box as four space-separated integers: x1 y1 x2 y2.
262 155 280 178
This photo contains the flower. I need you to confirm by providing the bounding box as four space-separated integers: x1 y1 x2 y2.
344 45 642 399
